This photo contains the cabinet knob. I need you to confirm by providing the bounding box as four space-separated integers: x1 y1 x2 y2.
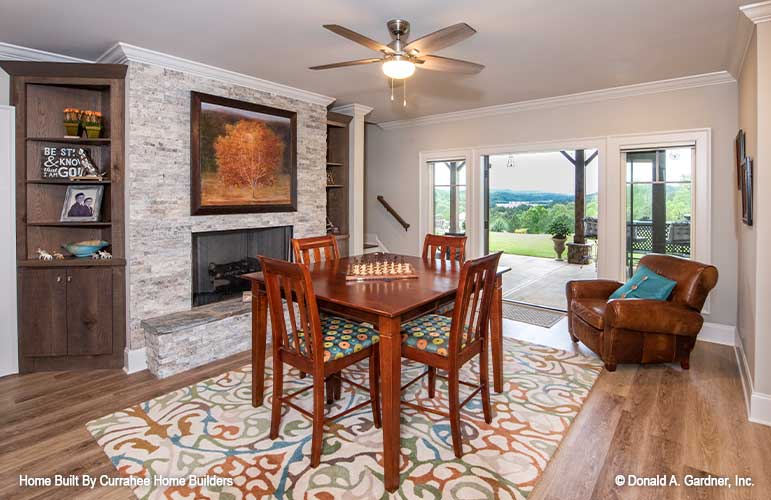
67 276 72 283
56 276 62 282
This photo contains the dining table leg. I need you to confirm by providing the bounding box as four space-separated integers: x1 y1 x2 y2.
378 315 402 493
251 283 269 407
490 275 504 393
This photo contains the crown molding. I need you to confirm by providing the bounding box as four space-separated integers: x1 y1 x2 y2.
0 42 90 63
378 71 736 130
97 42 335 107
741 1 771 23
331 103 373 116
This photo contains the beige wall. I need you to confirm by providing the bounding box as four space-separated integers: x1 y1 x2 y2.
738 31 758 381
366 83 739 326
753 22 771 394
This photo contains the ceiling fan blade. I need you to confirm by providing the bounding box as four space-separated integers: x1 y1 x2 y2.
309 58 382 70
323 24 393 54
417 55 484 74
404 23 476 56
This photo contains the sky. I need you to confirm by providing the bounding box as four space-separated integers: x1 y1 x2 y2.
488 150 599 195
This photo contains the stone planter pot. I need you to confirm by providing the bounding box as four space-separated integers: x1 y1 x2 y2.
552 237 567 261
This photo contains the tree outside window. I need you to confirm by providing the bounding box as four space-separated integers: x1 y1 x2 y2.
431 160 466 235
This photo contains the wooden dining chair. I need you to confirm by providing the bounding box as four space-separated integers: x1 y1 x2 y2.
399 251 502 458
259 256 381 467
292 234 340 264
422 234 467 315
291 234 343 397
422 234 467 263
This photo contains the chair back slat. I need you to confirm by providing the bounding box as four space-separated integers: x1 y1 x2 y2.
292 235 340 265
449 252 502 356
422 234 467 262
260 256 322 362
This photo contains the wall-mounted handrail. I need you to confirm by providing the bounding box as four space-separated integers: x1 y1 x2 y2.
377 195 410 231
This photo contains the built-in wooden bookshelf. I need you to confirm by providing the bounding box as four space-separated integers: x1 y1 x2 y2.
0 61 127 372
326 111 352 256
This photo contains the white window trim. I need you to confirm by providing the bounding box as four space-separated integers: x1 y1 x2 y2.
418 149 473 255
607 128 712 312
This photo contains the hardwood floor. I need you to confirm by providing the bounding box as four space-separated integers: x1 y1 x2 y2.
1 318 769 499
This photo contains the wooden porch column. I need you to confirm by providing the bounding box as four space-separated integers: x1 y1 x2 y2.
573 149 586 245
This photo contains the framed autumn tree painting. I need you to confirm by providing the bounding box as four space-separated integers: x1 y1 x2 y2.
191 91 297 215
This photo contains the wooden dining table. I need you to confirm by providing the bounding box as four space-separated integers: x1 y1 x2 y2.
242 253 510 492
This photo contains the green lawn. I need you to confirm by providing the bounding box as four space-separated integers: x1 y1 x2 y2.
489 232 573 259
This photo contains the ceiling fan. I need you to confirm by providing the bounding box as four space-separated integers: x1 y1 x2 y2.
310 19 484 82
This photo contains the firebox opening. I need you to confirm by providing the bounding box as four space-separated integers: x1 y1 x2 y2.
192 226 292 307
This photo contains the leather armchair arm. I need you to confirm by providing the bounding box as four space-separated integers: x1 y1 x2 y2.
605 299 704 336
566 279 623 303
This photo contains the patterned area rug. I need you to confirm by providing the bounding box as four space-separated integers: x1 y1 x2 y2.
501 302 566 329
87 339 602 499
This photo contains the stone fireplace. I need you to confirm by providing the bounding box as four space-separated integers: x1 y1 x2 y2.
192 226 292 307
125 59 329 377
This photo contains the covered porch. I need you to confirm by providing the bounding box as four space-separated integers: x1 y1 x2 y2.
501 252 597 310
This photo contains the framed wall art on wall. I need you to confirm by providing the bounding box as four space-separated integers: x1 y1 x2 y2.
190 91 297 215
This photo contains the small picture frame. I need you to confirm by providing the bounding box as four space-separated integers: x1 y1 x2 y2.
60 185 104 222
740 156 753 226
735 129 745 190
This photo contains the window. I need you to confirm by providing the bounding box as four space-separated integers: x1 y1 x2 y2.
430 160 466 235
625 147 693 276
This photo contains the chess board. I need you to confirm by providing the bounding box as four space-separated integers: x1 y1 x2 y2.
345 254 418 281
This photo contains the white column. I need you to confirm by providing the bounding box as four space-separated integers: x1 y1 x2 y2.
332 103 373 255
0 105 17 377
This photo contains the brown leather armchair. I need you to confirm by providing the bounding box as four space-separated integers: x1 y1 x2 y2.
566 254 718 371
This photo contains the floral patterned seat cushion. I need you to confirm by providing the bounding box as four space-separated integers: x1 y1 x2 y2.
401 314 453 356
287 316 380 362
435 300 456 315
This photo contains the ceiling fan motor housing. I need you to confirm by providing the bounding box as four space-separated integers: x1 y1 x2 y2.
387 19 410 53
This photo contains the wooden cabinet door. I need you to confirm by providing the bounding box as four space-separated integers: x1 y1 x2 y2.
66 268 113 355
19 269 67 356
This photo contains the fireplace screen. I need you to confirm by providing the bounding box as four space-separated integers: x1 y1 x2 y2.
192 226 292 306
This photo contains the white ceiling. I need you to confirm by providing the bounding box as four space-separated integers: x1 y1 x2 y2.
0 0 748 122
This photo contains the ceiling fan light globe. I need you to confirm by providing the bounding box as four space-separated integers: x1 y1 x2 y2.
382 59 415 79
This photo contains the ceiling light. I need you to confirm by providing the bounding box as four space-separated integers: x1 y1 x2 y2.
382 57 415 79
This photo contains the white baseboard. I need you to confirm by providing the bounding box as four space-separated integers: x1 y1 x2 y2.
697 322 736 346
124 347 148 374
734 330 771 427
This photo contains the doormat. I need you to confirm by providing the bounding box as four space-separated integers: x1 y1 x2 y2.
502 301 566 328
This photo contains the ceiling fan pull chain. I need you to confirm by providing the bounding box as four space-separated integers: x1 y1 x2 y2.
403 78 407 107
390 78 394 101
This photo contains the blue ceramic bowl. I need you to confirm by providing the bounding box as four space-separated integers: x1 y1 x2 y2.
62 240 109 258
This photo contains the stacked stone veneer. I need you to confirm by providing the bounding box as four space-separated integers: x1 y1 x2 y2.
127 61 327 363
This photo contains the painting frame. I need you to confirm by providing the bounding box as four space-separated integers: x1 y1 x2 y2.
740 156 753 226
190 91 297 215
735 129 745 190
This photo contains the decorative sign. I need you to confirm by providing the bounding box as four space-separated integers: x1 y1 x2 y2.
40 146 94 179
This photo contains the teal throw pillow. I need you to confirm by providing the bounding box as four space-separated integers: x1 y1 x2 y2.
610 265 677 300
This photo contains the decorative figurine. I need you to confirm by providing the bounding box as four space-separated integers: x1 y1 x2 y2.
36 249 53 261
52 251 65 260
69 148 103 180
97 250 112 259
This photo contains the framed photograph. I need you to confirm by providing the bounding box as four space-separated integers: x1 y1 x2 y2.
735 129 745 190
740 156 753 226
60 185 104 222
190 91 297 215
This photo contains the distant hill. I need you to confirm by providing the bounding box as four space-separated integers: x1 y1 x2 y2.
490 189 575 206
